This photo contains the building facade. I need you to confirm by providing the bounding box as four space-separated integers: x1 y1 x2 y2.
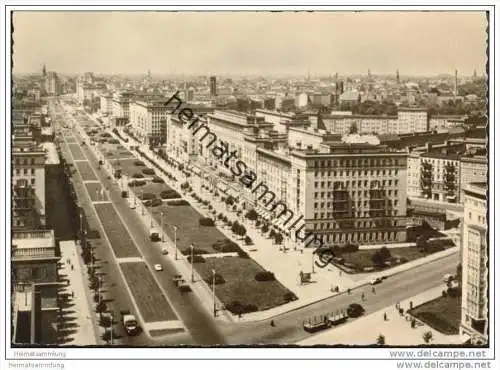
287 140 408 246
11 230 59 285
12 139 47 229
100 93 113 115
420 152 461 203
44 72 60 96
460 155 488 203
322 108 429 136
460 183 488 345
129 99 171 145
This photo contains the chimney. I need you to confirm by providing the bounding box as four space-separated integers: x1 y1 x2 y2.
426 143 432 152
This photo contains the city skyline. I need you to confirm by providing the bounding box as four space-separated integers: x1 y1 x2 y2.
13 11 487 76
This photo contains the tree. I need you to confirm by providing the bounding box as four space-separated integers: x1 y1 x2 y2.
444 163 457 201
349 122 358 134
379 246 391 261
377 334 386 345
423 331 433 344
275 233 284 245
261 224 269 234
245 209 258 221
456 263 462 288
420 160 433 199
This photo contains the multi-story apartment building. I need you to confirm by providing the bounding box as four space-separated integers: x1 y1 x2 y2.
172 108 409 247
12 138 47 229
11 229 59 285
112 91 133 122
255 109 294 131
396 108 429 133
419 152 461 203
129 99 172 146
429 115 466 131
44 72 60 96
460 155 488 203
11 229 59 345
460 183 488 345
407 150 422 197
202 110 273 171
322 108 429 136
286 135 408 246
100 92 113 115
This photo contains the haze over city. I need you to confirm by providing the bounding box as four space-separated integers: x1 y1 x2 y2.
13 11 487 76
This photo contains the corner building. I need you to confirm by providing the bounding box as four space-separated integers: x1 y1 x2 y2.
460 183 488 345
287 137 408 246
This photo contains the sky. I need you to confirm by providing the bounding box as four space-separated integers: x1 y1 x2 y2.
12 11 488 76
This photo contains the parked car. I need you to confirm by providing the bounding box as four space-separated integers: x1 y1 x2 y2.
150 232 161 242
161 248 168 255
154 264 163 272
370 277 383 285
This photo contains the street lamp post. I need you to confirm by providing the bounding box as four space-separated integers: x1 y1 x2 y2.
190 244 195 282
109 311 113 346
150 204 154 228
141 189 145 216
312 250 316 274
212 269 217 318
161 212 165 242
174 225 178 260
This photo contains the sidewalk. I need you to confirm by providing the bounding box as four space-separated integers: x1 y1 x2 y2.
120 138 460 322
59 241 99 345
298 286 463 346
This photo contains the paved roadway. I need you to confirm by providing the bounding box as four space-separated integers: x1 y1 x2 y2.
55 99 227 346
223 253 458 344
52 98 459 346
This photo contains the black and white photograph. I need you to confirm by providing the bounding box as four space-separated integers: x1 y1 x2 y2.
2 4 497 370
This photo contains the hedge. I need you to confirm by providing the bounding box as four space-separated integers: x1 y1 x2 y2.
255 271 276 282
160 189 181 199
134 160 145 166
187 255 206 263
199 217 215 227
212 239 239 253
205 273 225 285
167 199 189 206
152 176 165 183
128 180 146 187
132 173 145 179
225 301 258 315
283 292 298 303
138 192 156 201
150 198 163 207
142 168 155 176
182 247 208 255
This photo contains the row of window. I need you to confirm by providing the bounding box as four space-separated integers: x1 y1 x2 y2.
13 158 37 165
314 169 399 178
312 158 404 168
313 210 399 219
14 168 36 176
313 230 399 243
314 199 398 209
314 180 399 189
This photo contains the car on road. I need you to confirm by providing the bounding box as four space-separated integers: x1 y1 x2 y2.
161 248 168 255
347 303 365 318
154 264 163 272
370 277 383 285
150 232 161 242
